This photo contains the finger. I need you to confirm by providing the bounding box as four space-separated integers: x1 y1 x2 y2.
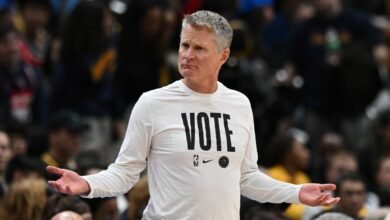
48 181 61 192
319 183 336 191
319 193 331 203
325 197 340 206
47 166 65 175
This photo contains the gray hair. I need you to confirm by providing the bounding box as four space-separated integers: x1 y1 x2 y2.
181 10 233 50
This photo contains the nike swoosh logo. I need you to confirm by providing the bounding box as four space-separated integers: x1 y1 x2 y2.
202 159 213 163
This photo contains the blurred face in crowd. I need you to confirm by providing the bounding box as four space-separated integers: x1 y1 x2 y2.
337 180 366 218
289 139 310 170
9 134 28 156
325 153 358 183
49 129 81 160
0 131 11 173
178 25 229 91
21 4 50 35
377 157 390 188
311 0 341 17
0 31 20 69
102 9 114 37
140 6 163 41
94 198 118 220
379 124 390 147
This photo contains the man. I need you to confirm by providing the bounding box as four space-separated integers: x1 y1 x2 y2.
314 172 367 219
0 129 12 195
0 23 47 128
42 110 88 171
284 0 386 151
47 10 339 219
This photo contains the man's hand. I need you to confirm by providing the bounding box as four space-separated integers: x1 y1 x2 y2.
47 166 91 196
299 183 340 206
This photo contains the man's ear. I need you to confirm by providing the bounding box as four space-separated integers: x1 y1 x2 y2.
220 48 230 65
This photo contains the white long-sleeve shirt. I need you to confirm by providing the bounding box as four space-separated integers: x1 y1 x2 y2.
82 80 302 220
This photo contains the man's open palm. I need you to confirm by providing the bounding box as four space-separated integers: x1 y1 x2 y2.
299 183 340 206
47 166 90 196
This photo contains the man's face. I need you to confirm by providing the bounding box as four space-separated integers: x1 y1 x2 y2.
0 32 20 68
326 155 358 183
0 131 12 173
178 25 229 84
337 180 366 218
311 0 340 15
51 129 81 158
377 157 390 187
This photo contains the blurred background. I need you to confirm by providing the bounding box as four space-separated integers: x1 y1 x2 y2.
1 0 390 219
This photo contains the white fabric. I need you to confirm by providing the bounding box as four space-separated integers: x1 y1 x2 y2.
82 80 302 220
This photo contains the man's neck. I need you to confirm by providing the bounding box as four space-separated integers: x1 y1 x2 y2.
182 78 218 94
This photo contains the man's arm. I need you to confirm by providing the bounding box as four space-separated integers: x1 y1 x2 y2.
48 93 153 198
239 108 339 206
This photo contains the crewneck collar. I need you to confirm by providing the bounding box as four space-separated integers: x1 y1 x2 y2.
178 79 223 98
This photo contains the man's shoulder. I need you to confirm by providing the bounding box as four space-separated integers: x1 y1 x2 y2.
142 81 183 97
220 83 251 104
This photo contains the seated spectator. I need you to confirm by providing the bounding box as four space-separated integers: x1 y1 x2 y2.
51 211 83 220
375 153 390 206
313 211 353 220
41 110 88 173
0 179 48 220
313 172 368 219
43 194 92 220
16 0 52 66
262 128 311 220
0 129 12 195
0 23 47 129
5 155 47 185
304 151 380 219
5 121 28 156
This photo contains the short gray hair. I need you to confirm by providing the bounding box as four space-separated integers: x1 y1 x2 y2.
182 10 233 50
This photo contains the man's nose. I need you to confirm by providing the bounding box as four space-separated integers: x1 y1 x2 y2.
182 48 194 60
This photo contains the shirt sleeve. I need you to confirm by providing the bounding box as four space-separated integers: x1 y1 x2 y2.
81 93 153 198
240 109 302 204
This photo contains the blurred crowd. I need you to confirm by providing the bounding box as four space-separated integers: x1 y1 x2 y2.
1 0 390 219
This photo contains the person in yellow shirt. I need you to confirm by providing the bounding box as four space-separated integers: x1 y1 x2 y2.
264 128 311 219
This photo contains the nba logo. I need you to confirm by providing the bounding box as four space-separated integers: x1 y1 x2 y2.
193 154 199 167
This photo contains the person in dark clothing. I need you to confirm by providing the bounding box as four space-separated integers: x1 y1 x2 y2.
50 1 122 165
0 24 47 129
285 0 386 180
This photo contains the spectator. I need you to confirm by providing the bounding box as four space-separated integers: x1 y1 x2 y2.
115 0 179 113
313 212 353 220
375 153 390 206
263 128 311 220
16 0 52 66
359 109 390 190
285 0 385 154
51 211 84 220
0 23 47 129
315 132 347 182
41 110 88 172
42 194 92 220
313 172 368 219
0 179 48 220
5 155 47 185
50 0 121 165
0 129 11 195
